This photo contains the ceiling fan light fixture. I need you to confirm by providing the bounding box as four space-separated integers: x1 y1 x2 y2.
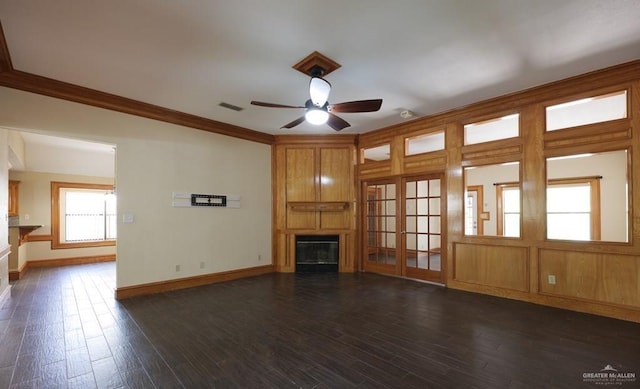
305 108 329 125
309 76 331 107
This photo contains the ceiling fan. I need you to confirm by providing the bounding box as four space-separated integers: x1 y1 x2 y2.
251 69 382 131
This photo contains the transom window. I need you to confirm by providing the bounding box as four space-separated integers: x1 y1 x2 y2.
545 90 627 131
463 113 519 145
405 131 445 156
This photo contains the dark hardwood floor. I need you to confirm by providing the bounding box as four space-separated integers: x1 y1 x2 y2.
0 262 638 388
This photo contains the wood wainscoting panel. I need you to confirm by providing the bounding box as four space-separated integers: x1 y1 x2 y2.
539 249 640 307
357 161 392 179
454 243 529 292
403 153 446 174
320 147 353 230
286 148 317 229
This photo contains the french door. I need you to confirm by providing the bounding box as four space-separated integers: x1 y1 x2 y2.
363 174 444 284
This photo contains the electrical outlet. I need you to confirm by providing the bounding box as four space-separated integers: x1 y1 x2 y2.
258 254 262 261
548 275 556 285
175 264 181 272
200 261 205 269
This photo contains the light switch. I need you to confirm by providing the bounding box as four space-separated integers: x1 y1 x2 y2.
122 214 135 223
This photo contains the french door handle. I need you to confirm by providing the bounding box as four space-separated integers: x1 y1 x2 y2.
400 231 406 234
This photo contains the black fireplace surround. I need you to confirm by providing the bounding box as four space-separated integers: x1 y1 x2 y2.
295 235 339 272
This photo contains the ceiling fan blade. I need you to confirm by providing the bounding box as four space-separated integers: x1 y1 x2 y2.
281 116 306 129
327 113 351 131
330 99 383 113
251 101 305 109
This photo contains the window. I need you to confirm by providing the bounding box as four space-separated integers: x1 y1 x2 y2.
464 113 519 145
405 131 445 156
52 182 116 249
361 144 390 162
546 177 600 241
496 183 520 237
545 90 627 131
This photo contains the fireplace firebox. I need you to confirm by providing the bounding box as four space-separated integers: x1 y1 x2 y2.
295 235 339 272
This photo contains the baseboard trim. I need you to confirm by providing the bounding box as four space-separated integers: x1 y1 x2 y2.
8 261 28 281
115 264 276 300
27 254 116 268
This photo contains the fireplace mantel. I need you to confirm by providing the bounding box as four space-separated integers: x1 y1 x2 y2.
287 201 349 212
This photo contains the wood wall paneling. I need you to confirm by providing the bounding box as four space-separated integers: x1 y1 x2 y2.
539 249 640 308
285 148 317 230
320 148 353 229
453 243 529 292
355 64 640 322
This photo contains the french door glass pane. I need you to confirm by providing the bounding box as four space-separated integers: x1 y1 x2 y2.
429 180 440 196
406 216 417 233
418 180 429 197
406 234 417 250
417 198 428 214
429 216 441 234
429 198 440 214
417 216 428 233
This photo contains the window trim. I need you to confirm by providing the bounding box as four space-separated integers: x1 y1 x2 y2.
51 181 116 249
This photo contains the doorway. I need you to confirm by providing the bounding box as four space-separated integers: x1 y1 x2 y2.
362 174 445 284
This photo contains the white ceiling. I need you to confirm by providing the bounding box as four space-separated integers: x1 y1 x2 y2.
18 131 114 154
1 0 639 137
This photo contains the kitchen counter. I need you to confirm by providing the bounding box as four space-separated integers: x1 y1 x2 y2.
9 224 43 245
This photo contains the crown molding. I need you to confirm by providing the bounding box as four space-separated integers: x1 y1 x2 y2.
0 20 12 72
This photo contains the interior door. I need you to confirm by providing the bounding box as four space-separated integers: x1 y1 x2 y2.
403 175 444 283
363 175 445 284
363 180 399 275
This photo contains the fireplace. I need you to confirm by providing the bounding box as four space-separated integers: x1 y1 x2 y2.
295 235 339 272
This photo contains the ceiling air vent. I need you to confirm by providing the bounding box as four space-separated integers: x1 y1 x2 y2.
218 102 244 112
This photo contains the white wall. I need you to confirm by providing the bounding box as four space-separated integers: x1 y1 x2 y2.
0 87 273 289
8 130 25 170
